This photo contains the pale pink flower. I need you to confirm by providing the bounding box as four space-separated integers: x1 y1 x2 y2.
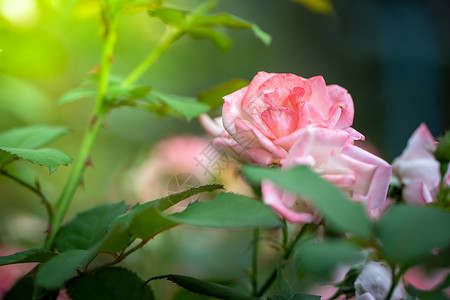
354 261 407 300
133 135 215 202
404 265 450 296
393 123 447 205
202 72 363 166
262 127 391 223
133 135 252 207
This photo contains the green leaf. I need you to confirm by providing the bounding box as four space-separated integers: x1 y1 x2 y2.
150 90 210 120
121 0 163 14
0 248 56 266
156 183 223 211
149 274 257 300
251 23 272 46
129 206 178 240
54 201 129 252
189 13 251 29
243 165 372 237
198 79 249 110
129 86 152 98
435 129 450 163
297 240 364 276
57 88 97 106
35 249 94 289
149 7 187 28
188 13 271 46
97 184 223 252
267 292 320 300
291 0 332 14
166 193 282 228
376 205 450 266
67 267 154 300
187 27 232 52
0 147 72 173
95 221 133 254
0 125 70 149
171 289 216 300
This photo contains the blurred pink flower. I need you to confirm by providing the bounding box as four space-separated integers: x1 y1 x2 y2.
261 127 391 223
133 135 252 206
0 246 35 299
393 123 448 205
404 265 450 295
133 135 217 202
202 72 363 166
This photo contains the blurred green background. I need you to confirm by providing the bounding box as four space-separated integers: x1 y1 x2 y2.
0 0 449 296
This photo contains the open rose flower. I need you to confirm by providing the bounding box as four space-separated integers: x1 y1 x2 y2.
201 72 364 166
393 123 448 205
262 127 392 223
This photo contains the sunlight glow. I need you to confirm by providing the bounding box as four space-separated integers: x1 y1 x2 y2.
1 0 39 27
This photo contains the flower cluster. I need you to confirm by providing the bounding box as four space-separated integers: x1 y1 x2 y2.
202 72 392 222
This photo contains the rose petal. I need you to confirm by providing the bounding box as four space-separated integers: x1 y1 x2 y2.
262 180 314 223
242 71 275 108
261 106 299 138
247 147 275 166
236 119 288 159
327 84 355 129
342 145 392 208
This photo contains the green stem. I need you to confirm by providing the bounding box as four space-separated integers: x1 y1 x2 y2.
44 7 118 251
386 264 401 300
121 28 182 88
251 229 260 296
256 223 311 297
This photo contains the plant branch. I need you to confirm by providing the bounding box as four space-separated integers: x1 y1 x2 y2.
256 223 311 297
44 5 118 250
0 170 54 224
386 264 401 300
121 28 183 88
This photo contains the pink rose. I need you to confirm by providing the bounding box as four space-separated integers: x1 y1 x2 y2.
262 127 392 223
203 72 363 166
393 123 448 205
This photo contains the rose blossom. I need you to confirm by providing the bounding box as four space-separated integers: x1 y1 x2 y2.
201 72 364 166
262 127 392 223
393 123 448 205
354 261 407 300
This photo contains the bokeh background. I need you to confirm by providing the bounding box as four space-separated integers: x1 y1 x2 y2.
0 0 449 297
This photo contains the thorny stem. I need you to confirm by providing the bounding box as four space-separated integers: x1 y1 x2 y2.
122 28 183 88
89 238 151 273
44 4 118 250
0 170 54 225
256 223 311 297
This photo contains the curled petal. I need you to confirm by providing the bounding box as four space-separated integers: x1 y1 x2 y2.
262 180 314 223
342 145 392 209
242 71 275 108
327 84 355 129
236 119 288 159
223 86 249 137
199 114 224 137
213 136 252 163
247 147 275 166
